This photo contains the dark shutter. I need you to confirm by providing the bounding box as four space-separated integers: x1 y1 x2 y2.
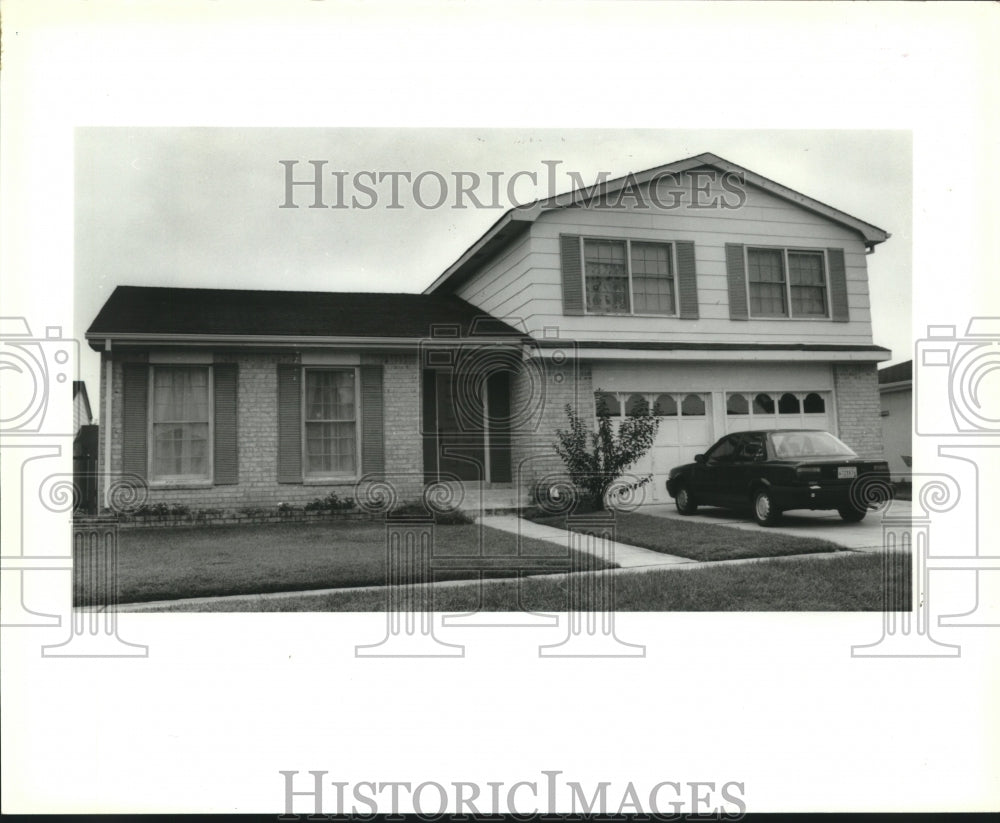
725 243 749 320
827 248 849 322
213 363 238 485
122 363 148 480
559 234 584 316
360 365 384 475
277 364 302 483
675 240 699 319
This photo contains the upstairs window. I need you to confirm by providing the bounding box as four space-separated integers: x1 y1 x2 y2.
747 248 829 319
583 238 676 316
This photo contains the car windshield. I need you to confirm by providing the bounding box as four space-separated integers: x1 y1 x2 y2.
769 431 857 459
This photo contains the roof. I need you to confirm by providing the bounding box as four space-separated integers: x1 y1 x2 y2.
72 380 93 423
878 359 913 385
424 152 891 294
86 286 525 350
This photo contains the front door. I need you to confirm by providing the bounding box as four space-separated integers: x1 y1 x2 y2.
422 369 512 483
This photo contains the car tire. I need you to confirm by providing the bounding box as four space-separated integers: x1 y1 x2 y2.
675 485 698 515
838 505 867 523
752 489 782 526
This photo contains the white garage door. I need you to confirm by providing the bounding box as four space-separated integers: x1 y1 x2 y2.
597 391 713 504
724 390 832 435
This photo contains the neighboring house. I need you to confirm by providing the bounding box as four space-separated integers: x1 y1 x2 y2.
73 380 93 434
878 359 913 481
87 152 891 510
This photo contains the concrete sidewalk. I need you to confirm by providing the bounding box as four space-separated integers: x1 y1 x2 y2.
480 514 698 569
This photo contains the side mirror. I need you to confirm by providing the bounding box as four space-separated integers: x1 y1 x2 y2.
694 454 705 464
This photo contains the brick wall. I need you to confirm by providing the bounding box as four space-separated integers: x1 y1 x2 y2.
833 362 885 459
99 350 424 511
509 353 594 497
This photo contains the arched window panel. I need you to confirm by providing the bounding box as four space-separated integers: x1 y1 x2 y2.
803 392 826 414
595 392 621 417
778 393 801 414
753 393 775 415
681 394 706 416
653 393 677 416
625 393 650 417
726 393 749 415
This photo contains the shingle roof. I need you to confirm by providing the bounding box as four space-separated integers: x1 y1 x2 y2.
86 286 525 348
878 359 913 385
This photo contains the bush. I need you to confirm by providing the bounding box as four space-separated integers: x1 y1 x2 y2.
553 393 659 510
304 492 356 512
390 500 474 525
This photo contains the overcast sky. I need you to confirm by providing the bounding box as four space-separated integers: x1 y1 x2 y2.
76 128 911 417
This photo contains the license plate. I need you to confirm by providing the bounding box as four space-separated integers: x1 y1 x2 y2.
838 466 858 479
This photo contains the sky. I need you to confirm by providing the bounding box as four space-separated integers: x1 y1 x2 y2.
75 128 912 419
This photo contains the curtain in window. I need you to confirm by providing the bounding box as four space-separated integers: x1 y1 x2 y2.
631 242 675 314
152 367 210 479
788 252 827 316
747 248 787 316
305 371 357 475
584 240 629 313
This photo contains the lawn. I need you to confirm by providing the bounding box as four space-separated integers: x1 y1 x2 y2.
90 520 614 605
525 510 842 562
145 551 910 612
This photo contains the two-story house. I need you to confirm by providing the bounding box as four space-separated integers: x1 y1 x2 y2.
87 152 891 510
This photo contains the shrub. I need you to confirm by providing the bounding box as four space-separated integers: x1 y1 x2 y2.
304 492 356 512
553 393 659 510
169 503 191 516
390 500 474 525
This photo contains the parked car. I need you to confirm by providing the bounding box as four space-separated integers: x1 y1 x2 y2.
666 430 891 526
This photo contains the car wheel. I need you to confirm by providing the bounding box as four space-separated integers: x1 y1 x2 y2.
752 489 782 526
675 485 698 515
838 505 867 523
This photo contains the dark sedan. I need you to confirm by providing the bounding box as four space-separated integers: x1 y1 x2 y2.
665 430 890 526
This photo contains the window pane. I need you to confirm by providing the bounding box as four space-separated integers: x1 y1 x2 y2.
778 393 801 414
681 394 705 416
631 242 674 314
727 393 749 415
788 252 826 316
653 393 677 416
791 285 827 316
804 392 826 413
584 239 629 313
152 422 209 477
748 248 787 316
625 393 649 416
595 392 621 417
153 367 208 422
305 421 357 474
753 393 775 414
306 371 356 421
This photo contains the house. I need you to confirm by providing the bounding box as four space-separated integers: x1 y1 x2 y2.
73 380 93 434
878 359 912 481
87 152 891 511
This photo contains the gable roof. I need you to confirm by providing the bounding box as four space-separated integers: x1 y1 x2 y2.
72 380 93 423
424 152 890 294
86 286 525 350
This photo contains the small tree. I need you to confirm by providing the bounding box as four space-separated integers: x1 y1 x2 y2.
553 393 659 510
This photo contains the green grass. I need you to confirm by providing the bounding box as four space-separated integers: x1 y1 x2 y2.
90 520 614 605
525 510 841 562
144 551 909 612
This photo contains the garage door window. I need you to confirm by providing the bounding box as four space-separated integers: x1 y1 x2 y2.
778 393 800 414
727 393 749 415
681 394 706 416
653 394 677 416
727 390 830 432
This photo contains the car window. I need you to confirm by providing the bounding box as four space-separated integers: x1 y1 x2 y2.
770 431 857 458
706 435 740 462
737 434 766 461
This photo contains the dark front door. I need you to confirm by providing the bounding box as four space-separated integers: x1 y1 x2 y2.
422 369 512 484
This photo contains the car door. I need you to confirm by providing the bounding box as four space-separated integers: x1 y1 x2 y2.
730 432 767 506
693 434 741 506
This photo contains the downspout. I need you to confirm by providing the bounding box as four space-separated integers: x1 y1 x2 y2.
103 339 112 510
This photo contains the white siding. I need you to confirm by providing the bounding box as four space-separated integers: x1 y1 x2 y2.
456 172 877 346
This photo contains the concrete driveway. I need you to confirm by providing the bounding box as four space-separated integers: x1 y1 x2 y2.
639 499 913 552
